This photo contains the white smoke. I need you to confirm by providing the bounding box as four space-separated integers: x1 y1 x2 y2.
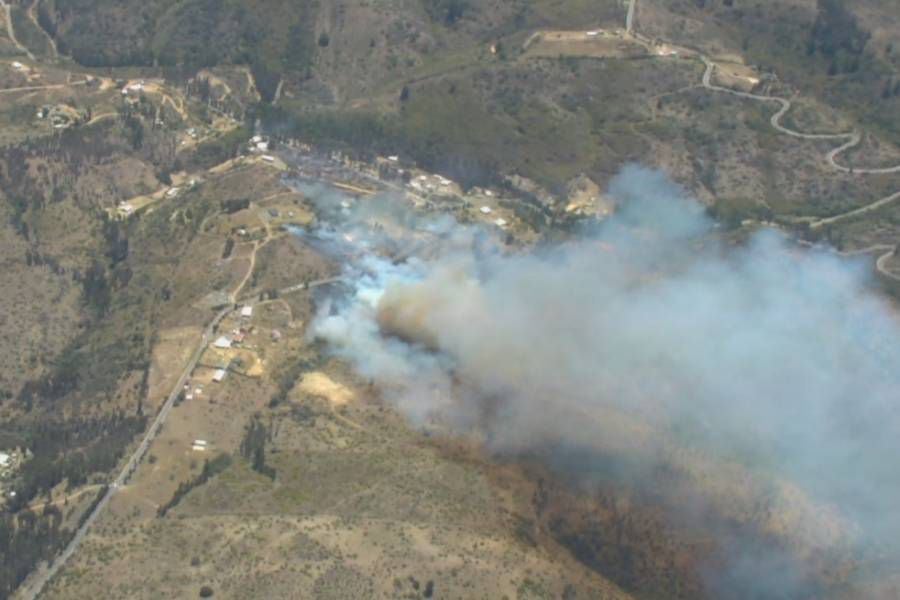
295 165 900 596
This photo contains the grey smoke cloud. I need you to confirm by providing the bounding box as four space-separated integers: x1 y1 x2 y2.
298 165 900 596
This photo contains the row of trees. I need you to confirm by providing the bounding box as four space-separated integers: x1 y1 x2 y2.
0 507 67 597
157 454 232 517
240 416 275 479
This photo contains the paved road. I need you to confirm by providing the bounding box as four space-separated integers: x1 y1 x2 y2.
17 304 233 600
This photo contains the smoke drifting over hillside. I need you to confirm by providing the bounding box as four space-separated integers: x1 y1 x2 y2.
299 166 900 597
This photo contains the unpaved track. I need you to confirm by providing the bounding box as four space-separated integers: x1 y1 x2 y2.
0 80 88 94
1 0 35 60
626 0 636 34
17 302 235 600
26 0 56 58
623 1 900 230
837 244 899 282
15 215 267 598
26 485 103 513
699 57 900 227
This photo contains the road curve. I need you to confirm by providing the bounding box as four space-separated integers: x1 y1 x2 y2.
837 244 900 282
1 0 35 61
699 57 900 227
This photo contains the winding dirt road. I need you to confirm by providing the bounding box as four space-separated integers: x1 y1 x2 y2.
699 57 900 228
1 0 34 60
26 0 56 59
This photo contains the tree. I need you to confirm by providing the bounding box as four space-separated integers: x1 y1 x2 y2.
809 0 870 74
317 32 330 47
199 585 214 597
399 85 410 103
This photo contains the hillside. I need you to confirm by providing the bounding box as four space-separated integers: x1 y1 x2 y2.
1 0 900 598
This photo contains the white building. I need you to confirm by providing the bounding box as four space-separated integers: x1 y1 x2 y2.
213 336 232 349
0 452 10 468
479 206 493 215
240 305 253 318
212 369 226 382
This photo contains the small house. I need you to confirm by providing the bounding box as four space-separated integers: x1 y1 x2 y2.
212 369 226 383
240 305 253 318
213 336 232 349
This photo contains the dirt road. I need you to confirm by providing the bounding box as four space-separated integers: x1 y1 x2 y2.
699 57 900 227
26 0 56 58
25 485 103 513
836 244 900 282
626 0 636 34
1 0 34 60
0 80 89 94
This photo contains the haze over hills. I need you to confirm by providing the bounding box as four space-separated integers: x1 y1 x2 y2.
0 0 898 599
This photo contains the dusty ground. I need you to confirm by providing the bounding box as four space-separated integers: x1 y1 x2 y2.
42 355 635 600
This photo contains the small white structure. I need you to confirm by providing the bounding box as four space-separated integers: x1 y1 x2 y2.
484 190 494 197
256 141 268 151
121 82 144 95
587 31 599 37
387 155 399 162
0 452 10 468
494 218 508 228
479 206 493 215
11 61 24 71
213 336 232 349
192 440 208 452
240 305 253 318
261 155 275 163
165 187 180 198
212 369 227 383
250 135 263 144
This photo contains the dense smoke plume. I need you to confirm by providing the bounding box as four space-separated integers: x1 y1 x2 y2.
295 167 900 597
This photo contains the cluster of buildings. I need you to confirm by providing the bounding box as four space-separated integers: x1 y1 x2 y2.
210 304 257 382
